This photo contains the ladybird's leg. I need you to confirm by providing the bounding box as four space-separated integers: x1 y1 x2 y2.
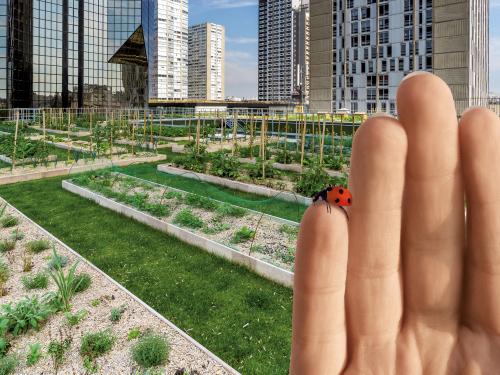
290 201 349 374
344 114 407 373
460 108 500 336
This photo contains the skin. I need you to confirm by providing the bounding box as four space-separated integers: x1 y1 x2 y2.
290 72 500 375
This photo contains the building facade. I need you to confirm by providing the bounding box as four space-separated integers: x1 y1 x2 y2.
188 23 225 100
258 0 294 101
0 0 188 109
292 0 310 105
309 0 489 114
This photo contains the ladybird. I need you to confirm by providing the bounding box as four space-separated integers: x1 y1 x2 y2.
312 186 352 215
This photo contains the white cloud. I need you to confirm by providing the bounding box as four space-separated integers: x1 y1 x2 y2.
203 0 257 9
226 36 258 44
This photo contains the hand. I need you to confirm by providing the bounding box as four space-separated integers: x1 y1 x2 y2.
290 72 500 374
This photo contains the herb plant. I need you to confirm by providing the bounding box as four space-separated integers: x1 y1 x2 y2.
173 209 203 229
26 239 50 253
21 272 48 290
131 332 169 368
231 226 255 244
26 342 43 366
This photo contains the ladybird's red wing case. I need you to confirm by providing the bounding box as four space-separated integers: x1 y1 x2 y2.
327 186 352 207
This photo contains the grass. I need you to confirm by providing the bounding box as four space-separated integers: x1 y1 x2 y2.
173 209 204 229
0 174 293 374
114 162 306 222
26 239 50 253
21 272 49 290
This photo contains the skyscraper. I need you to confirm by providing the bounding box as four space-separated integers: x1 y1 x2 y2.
188 23 225 100
292 0 310 105
258 0 293 101
309 0 489 114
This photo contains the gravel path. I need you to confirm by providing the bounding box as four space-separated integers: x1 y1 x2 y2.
0 201 234 375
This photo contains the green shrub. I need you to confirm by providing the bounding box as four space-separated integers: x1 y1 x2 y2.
162 191 183 201
131 333 169 368
173 145 207 173
47 254 68 270
215 203 246 218
109 305 126 323
0 216 18 228
173 209 203 229
21 272 48 290
143 203 170 217
10 230 24 242
246 159 277 179
0 241 14 253
209 151 239 178
184 194 219 211
1 296 52 336
0 261 9 291
231 226 255 244
26 342 43 366
72 273 92 293
80 330 115 360
65 309 88 326
26 239 50 253
47 339 71 370
294 162 332 197
0 355 18 375
128 328 141 341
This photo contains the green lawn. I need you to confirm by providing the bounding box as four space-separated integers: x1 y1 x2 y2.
0 175 293 374
115 162 307 222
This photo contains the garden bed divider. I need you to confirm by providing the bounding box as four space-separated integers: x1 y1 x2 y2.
1 198 240 375
62 180 295 288
158 164 313 206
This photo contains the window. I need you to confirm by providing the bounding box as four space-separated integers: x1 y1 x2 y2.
361 20 370 33
379 88 388 100
399 58 404 71
379 4 389 16
404 14 412 27
404 28 413 41
354 48 358 60
351 22 359 34
351 62 357 74
351 36 359 47
390 58 396 71
387 45 392 57
361 62 366 73
381 60 387 72
367 88 376 100
368 61 374 73
351 8 358 21
351 89 358 100
361 7 370 18
404 0 413 12
379 31 389 44
361 34 371 46
379 46 384 57
379 17 389 30
426 25 432 38
367 102 376 113
426 56 432 68
351 102 358 112
347 76 353 87
367 75 377 87
426 40 432 54
380 75 389 86
364 47 369 59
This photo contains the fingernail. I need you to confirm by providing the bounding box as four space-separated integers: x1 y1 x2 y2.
401 70 430 82
370 112 396 119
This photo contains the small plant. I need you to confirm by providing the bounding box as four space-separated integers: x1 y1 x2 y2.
131 332 170 368
0 355 18 375
173 209 203 229
279 247 295 265
215 203 246 218
83 355 99 374
202 222 231 235
72 273 92 293
47 338 71 371
47 253 68 270
295 160 333 197
10 229 24 241
90 298 101 307
208 151 240 178
184 194 219 211
48 247 83 312
0 260 9 296
65 309 88 326
0 241 15 253
1 295 52 336
163 191 183 200
231 226 255 244
26 239 50 254
109 305 126 323
0 216 18 228
21 272 48 290
143 203 170 217
128 328 141 341
280 224 299 241
22 251 33 272
26 342 43 366
80 330 115 361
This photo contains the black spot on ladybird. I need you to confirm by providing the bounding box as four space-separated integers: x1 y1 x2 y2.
335 198 340 203
339 189 344 194
348 198 351 204
327 187 332 191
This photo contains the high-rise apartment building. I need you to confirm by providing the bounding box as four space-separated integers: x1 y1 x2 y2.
145 0 188 100
292 0 310 105
309 0 489 114
258 0 293 101
188 23 225 100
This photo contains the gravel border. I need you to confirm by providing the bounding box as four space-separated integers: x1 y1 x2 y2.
0 199 239 375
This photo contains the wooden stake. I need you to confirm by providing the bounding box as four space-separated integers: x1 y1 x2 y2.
110 111 114 159
67 111 71 163
300 113 307 167
196 114 201 154
320 114 326 164
149 112 154 145
249 114 254 159
12 111 19 170
340 114 344 159
232 111 238 156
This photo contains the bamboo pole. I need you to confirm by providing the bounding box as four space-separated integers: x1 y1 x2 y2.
300 113 307 167
249 114 254 159
131 111 137 155
12 111 19 170
261 116 266 178
284 113 289 153
340 114 344 159
143 110 147 138
42 111 46 144
320 114 326 164
195 114 201 155
67 111 71 163
149 112 154 145
232 111 237 156
331 113 335 158
110 111 114 159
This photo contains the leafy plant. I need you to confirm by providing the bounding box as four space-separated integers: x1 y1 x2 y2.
143 203 170 217
10 230 23 242
215 203 246 218
184 193 219 211
0 354 18 375
80 330 115 361
173 145 207 173
47 338 71 371
65 309 88 326
295 161 332 197
21 272 48 290
0 261 9 296
0 241 14 254
131 332 169 368
83 355 99 374
279 247 295 265
72 273 92 293
208 151 239 178
47 253 68 270
1 296 52 336
280 224 299 241
128 328 141 341
109 305 126 323
26 239 50 253
231 226 255 244
246 158 277 179
26 342 43 366
48 247 83 312
0 216 18 228
202 222 231 235
90 298 101 307
173 209 203 229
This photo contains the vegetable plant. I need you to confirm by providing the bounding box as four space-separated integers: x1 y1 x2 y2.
173 209 203 229
208 151 239 178
109 305 126 323
65 309 88 326
0 241 14 254
231 226 255 244
0 296 52 336
72 273 92 293
0 261 9 295
47 338 71 372
131 332 169 368
0 355 17 375
26 342 43 366
128 328 141 341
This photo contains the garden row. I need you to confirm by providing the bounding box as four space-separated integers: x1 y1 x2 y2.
0 200 235 374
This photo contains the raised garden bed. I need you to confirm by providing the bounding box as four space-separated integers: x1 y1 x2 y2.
29 126 91 137
0 200 236 374
64 172 298 285
158 164 313 206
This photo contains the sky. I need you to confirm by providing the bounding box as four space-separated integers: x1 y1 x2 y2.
190 0 500 98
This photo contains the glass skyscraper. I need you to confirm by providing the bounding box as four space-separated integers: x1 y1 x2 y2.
0 0 184 109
